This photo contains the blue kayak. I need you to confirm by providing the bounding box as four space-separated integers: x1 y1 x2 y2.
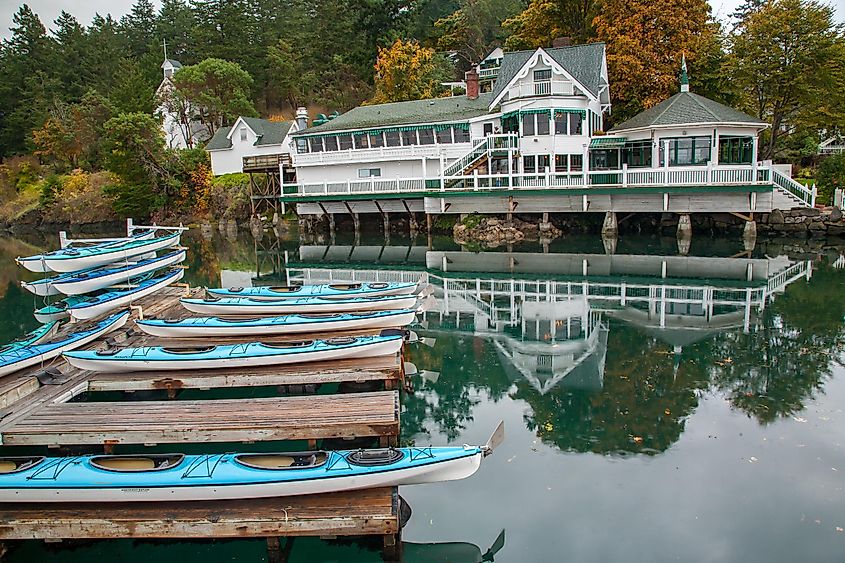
136 309 417 337
0 321 60 353
0 424 502 501
64 268 184 321
33 271 158 323
64 331 404 372
207 281 418 301
0 311 130 377
18 231 181 273
15 230 155 273
181 294 419 315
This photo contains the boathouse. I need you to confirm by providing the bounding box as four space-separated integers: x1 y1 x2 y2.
284 44 815 220
206 116 299 176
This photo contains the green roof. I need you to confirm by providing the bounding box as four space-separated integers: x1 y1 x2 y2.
590 137 626 148
294 93 495 136
491 43 606 102
609 92 765 133
205 118 293 150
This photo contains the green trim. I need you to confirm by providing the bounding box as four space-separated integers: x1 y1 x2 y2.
590 137 627 148
554 109 587 117
520 109 551 116
299 122 470 138
281 183 773 203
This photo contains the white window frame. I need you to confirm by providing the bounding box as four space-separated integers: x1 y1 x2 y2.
358 168 382 178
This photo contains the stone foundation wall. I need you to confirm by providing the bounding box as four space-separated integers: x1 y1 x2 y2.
757 207 845 238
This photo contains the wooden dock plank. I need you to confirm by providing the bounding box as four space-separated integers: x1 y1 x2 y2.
1 391 399 445
87 353 401 392
0 487 398 539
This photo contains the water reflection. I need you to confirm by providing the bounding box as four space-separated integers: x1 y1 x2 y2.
284 242 839 454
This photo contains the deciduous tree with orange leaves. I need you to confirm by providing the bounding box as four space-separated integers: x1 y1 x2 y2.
370 39 454 104
594 0 721 124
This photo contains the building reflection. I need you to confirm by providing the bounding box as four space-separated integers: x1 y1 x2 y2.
279 244 821 453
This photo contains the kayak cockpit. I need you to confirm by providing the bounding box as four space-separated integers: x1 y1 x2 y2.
235 452 328 470
260 341 314 349
347 448 404 466
90 454 185 472
268 286 304 293
161 346 216 354
327 284 363 291
0 456 45 474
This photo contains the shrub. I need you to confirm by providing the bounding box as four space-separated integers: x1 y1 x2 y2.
817 154 845 206
39 174 64 206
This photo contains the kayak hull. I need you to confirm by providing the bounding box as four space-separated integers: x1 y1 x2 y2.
135 310 417 338
0 449 482 503
181 295 418 315
68 269 184 321
0 311 129 378
45 234 181 273
16 231 156 273
54 250 186 296
207 282 418 301
63 335 403 373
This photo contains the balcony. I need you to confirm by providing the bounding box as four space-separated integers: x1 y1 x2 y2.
509 79 574 100
478 66 500 79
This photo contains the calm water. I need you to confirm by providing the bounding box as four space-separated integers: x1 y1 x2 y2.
2 226 845 562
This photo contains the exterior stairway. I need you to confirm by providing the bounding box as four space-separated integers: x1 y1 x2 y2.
770 168 815 208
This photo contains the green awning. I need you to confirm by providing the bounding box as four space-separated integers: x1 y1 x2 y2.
590 137 627 149
554 109 587 117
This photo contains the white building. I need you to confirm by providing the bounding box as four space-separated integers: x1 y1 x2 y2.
205 116 298 176
155 59 209 149
285 44 815 214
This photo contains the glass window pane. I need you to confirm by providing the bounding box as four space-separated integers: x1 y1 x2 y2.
554 113 567 135
369 132 384 148
402 130 418 145
418 128 435 145
523 155 536 173
555 154 568 172
522 114 535 136
454 126 470 143
296 139 308 153
536 115 550 135
385 130 401 147
538 155 550 172
570 154 583 171
569 113 583 135
436 128 452 144
338 134 353 150
534 69 551 81
354 133 369 149
324 136 338 151
309 137 323 152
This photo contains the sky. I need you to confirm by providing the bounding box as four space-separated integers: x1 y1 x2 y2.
1 0 844 40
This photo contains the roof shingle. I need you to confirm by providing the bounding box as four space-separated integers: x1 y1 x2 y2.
609 92 765 132
204 119 293 150
294 93 495 136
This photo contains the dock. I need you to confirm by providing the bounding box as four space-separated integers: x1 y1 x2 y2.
0 286 409 560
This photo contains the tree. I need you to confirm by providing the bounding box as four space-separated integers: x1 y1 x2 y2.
173 57 257 137
371 39 453 104
435 0 523 67
102 112 174 217
503 0 600 50
817 154 845 205
726 0 842 159
32 92 115 170
266 39 315 108
593 0 721 124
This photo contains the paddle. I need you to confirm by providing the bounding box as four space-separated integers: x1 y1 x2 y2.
481 421 505 457
481 529 506 562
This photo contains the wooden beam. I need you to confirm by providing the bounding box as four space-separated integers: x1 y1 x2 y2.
0 488 398 540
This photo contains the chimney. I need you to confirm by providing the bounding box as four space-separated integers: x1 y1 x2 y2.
552 37 572 48
295 107 309 130
465 69 479 100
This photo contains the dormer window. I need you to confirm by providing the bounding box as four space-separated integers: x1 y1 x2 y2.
534 70 551 81
164 68 173 78
533 69 552 96
239 128 247 141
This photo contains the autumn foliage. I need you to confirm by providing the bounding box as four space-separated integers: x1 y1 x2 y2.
370 39 452 104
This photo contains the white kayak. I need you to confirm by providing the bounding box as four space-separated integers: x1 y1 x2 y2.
67 268 185 321
63 332 404 373
22 249 185 297
0 311 129 377
135 309 417 338
206 281 419 301
15 230 155 273
18 232 181 273
181 294 419 315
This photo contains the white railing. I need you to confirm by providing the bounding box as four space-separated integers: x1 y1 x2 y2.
509 80 574 99
478 67 499 78
285 164 781 197
534 81 551 96
441 133 519 177
770 167 815 207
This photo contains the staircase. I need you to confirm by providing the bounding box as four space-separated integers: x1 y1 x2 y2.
770 168 815 208
441 134 519 178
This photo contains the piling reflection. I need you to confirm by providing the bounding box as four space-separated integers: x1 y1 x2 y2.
285 242 839 453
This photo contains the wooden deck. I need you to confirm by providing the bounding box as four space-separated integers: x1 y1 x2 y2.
0 487 399 540
0 284 409 550
1 390 399 446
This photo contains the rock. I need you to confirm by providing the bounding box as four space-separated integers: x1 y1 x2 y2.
808 221 827 231
830 207 843 222
768 209 785 224
790 207 821 217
